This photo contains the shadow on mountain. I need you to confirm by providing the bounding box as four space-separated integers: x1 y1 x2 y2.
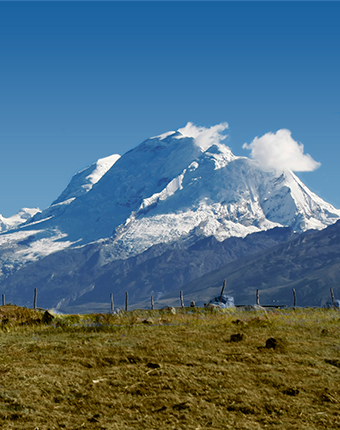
1 227 297 312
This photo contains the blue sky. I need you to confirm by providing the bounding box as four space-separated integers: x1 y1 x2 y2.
0 2 339 217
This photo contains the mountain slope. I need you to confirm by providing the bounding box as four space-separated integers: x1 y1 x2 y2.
52 154 121 205
26 154 121 225
0 226 297 311
179 220 340 308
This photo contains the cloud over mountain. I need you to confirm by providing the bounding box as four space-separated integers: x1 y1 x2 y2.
243 129 321 173
177 122 229 151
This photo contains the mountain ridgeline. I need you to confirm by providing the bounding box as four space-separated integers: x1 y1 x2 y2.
0 123 339 311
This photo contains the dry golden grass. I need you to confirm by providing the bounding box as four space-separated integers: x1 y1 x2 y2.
0 305 339 429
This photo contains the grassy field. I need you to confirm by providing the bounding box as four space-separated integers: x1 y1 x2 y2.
0 305 339 429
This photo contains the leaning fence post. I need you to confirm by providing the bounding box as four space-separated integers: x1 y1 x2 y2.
34 288 37 310
180 290 184 308
292 288 297 309
110 293 114 314
219 279 226 306
2 294 5 306
125 292 128 312
330 288 336 309
256 289 260 306
151 296 154 310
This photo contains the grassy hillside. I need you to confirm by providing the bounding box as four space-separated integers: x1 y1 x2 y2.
0 305 339 429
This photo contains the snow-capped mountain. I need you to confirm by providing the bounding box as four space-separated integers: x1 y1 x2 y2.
1 122 340 310
0 207 41 233
1 123 340 269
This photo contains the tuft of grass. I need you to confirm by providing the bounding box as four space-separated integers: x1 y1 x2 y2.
0 305 339 429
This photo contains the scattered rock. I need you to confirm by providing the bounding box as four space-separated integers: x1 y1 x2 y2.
173 401 191 411
230 333 244 342
266 338 278 349
87 414 100 423
325 359 340 368
42 311 54 325
146 362 161 369
142 318 154 325
163 307 176 314
265 337 286 352
283 388 299 396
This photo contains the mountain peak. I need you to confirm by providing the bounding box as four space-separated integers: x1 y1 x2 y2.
148 122 231 154
52 153 121 206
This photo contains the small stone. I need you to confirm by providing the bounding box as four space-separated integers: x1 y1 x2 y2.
265 337 286 352
42 311 54 324
146 362 161 369
283 388 299 396
266 338 277 349
325 359 340 368
230 333 244 342
173 401 191 411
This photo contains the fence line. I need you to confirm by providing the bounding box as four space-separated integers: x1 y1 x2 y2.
0 284 338 312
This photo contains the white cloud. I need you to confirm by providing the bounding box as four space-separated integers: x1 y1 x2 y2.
243 129 321 172
176 122 229 151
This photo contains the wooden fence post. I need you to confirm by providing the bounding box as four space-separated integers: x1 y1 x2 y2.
125 292 128 312
330 288 336 308
110 293 114 314
2 294 4 306
292 288 297 309
151 296 154 310
180 290 184 308
34 288 37 310
256 289 260 306
219 279 226 306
